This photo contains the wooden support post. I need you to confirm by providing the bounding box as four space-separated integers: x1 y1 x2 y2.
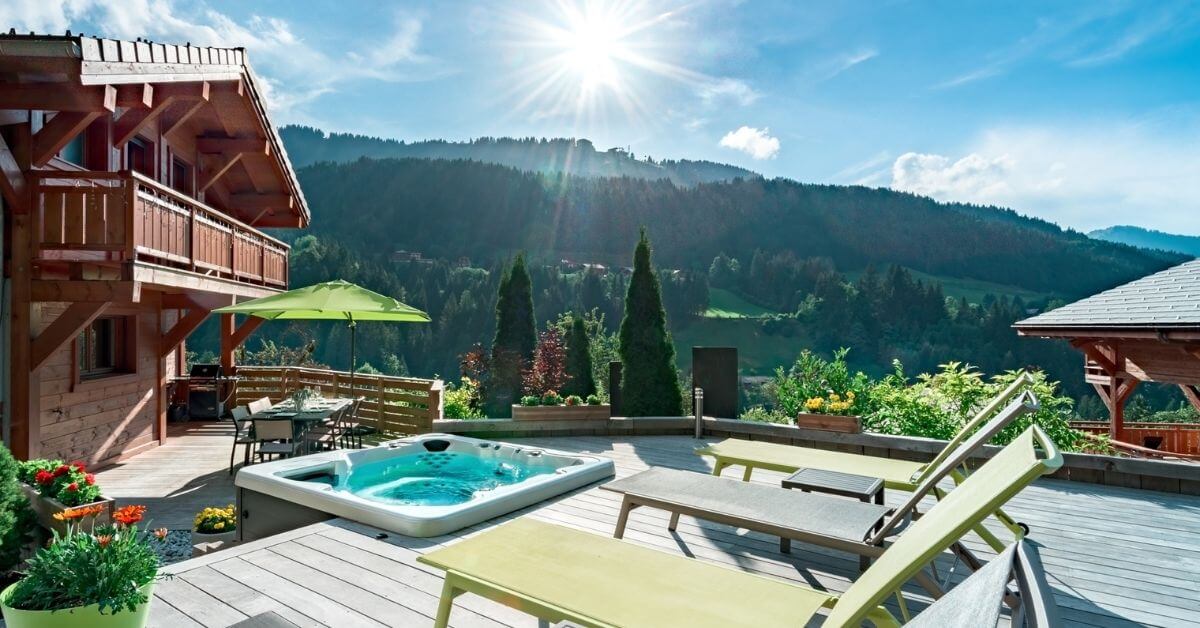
32 112 104 166
7 125 36 459
30 301 108 371
218 313 237 375
0 134 28 213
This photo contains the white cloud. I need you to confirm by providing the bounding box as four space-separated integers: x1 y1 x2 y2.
719 126 780 160
698 78 760 107
0 0 442 122
822 48 878 80
889 118 1200 233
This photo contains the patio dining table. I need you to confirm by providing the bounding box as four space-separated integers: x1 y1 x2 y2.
249 397 355 454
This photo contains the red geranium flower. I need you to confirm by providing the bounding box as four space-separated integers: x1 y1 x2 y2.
85 474 96 486
113 505 146 526
71 461 86 472
35 470 54 485
53 464 71 477
66 482 78 492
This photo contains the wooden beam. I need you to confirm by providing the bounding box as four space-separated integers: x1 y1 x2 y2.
158 82 211 137
32 111 103 167
196 136 269 155
31 280 141 303
9 202 38 459
160 307 211 358
115 83 154 108
211 79 245 97
1180 385 1200 413
230 316 265 349
154 82 212 101
230 192 292 211
1079 342 1118 375
0 133 28 214
30 301 107 372
114 95 179 148
197 152 244 192
218 313 237 374
0 84 117 112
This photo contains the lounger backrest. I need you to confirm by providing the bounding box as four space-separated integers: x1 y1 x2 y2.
824 425 1063 627
903 539 1059 628
916 370 1035 483
869 390 1039 543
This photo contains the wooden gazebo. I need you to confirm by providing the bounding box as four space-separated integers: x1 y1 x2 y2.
1015 259 1200 456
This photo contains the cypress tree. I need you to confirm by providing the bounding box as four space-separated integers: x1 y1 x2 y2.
486 253 536 416
563 314 596 398
618 230 683 416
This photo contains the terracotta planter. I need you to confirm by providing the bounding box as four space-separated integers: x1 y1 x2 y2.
19 485 114 537
512 404 612 420
0 581 154 628
794 413 862 434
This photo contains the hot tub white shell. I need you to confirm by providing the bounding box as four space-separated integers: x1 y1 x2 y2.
234 433 615 537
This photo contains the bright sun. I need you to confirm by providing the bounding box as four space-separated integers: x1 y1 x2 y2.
500 1 699 127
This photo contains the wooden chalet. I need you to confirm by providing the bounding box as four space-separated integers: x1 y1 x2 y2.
1016 259 1200 456
0 33 309 464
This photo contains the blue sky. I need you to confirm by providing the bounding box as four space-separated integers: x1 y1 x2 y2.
5 0 1200 233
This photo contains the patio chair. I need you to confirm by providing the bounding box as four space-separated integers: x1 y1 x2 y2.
695 370 1036 548
252 418 303 462
305 401 352 452
338 398 375 449
604 391 1039 591
419 425 1063 628
229 406 256 475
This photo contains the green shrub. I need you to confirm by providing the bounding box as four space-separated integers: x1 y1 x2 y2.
1 445 35 574
618 230 683 416
519 395 542 407
443 377 485 419
739 406 791 425
562 315 597 398
585 394 602 405
564 395 583 406
541 391 563 406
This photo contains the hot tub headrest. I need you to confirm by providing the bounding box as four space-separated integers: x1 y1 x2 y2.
423 439 452 452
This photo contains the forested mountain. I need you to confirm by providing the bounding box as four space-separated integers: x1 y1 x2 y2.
288 157 1181 297
1089 226 1200 258
279 126 755 186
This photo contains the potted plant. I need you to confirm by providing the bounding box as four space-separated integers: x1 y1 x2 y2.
0 504 166 628
191 505 237 547
16 460 114 536
512 390 612 420
795 392 863 433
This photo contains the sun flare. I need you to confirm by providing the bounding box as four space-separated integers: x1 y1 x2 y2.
498 1 703 128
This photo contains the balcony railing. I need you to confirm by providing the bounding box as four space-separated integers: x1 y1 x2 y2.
32 170 288 288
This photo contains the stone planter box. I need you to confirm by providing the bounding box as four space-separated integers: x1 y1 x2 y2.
512 404 612 420
795 413 862 433
19 484 114 536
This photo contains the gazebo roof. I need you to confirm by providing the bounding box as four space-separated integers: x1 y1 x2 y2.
1016 259 1200 331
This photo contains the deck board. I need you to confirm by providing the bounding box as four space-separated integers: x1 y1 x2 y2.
91 426 1200 627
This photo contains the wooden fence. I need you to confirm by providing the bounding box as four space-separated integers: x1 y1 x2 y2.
1071 421 1200 456
234 366 443 436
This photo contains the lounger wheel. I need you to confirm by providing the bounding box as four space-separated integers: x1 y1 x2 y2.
1017 522 1030 536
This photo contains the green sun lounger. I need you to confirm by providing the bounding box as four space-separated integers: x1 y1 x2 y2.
695 371 1036 548
420 424 1062 627
600 391 1040 590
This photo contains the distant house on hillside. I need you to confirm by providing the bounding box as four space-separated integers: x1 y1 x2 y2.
392 250 432 264
454 256 471 268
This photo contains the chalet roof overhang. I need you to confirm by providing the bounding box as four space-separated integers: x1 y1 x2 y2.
0 33 309 228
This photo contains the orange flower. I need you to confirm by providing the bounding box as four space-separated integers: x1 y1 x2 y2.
95 534 113 548
153 528 169 540
113 504 147 526
52 504 106 521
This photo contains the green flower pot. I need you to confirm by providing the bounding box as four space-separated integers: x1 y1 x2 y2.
0 582 154 628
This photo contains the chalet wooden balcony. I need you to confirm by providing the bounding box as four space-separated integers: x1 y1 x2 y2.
32 170 288 291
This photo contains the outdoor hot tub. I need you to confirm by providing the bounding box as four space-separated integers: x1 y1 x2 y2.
234 433 615 540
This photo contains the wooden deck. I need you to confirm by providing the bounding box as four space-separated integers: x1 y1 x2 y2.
97 424 1199 627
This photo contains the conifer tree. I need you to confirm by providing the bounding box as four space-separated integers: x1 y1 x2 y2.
486 253 536 416
563 314 596 398
618 230 683 416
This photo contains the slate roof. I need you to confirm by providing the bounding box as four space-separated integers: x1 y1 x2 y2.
1016 259 1200 329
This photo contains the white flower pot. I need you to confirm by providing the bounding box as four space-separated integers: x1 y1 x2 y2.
191 529 236 546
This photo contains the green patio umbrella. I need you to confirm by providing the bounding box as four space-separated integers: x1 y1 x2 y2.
212 279 430 391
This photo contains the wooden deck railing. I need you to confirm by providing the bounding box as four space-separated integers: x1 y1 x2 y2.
32 170 288 288
233 366 443 436
1071 420 1200 456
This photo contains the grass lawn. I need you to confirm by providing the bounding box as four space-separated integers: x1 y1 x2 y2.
844 268 1056 303
672 318 806 375
703 288 778 319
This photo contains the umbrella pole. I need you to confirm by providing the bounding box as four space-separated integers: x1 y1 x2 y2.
349 319 356 398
